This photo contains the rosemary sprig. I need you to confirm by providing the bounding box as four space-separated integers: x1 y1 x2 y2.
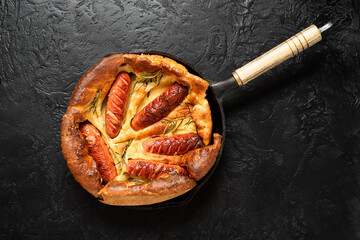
132 70 162 93
88 90 101 116
115 138 133 165
173 118 184 132
163 120 177 135
161 116 187 135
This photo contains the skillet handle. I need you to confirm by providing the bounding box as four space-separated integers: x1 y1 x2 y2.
232 24 322 86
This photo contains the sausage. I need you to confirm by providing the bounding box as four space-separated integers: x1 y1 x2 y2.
123 160 188 179
105 72 131 139
142 133 203 155
131 83 188 131
80 122 117 183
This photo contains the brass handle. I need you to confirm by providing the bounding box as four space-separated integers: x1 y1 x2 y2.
232 24 322 86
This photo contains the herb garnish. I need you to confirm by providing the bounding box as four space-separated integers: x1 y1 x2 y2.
115 138 133 165
161 116 187 135
185 118 193 125
132 70 162 93
88 90 101 116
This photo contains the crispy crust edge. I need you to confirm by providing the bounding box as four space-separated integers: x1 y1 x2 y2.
98 174 196 206
61 111 102 197
183 133 223 181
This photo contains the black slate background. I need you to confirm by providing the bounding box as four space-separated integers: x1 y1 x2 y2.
1 0 360 239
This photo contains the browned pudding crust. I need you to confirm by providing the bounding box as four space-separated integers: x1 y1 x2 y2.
61 54 223 206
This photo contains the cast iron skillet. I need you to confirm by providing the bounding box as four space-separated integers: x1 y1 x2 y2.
103 23 329 209
103 50 238 210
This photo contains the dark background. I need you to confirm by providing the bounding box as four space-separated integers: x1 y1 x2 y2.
1 0 360 239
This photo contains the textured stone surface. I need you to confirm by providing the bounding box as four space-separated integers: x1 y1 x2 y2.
1 0 360 239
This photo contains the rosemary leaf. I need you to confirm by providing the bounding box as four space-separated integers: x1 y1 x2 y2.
116 138 133 165
132 70 163 94
141 70 161 79
173 118 184 132
88 90 101 116
155 71 162 86
167 121 176 134
122 138 133 161
162 121 171 135
161 116 188 135
185 118 193 125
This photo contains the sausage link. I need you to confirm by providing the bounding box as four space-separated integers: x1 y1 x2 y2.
106 72 131 138
80 122 117 183
131 83 188 131
123 160 188 179
142 133 203 155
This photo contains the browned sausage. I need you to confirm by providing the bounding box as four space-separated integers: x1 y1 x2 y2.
80 122 117 183
142 133 203 155
123 160 188 179
106 72 131 139
131 83 188 131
